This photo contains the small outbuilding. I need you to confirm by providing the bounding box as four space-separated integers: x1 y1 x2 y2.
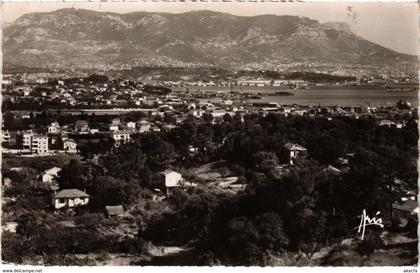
105 205 125 218
161 169 183 196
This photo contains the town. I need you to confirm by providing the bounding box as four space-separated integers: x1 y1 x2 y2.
2 70 418 266
2 72 417 156
3 1 420 268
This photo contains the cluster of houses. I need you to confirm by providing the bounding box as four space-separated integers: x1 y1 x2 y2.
2 123 78 155
0 91 251 155
42 165 198 212
49 168 190 212
251 102 414 125
236 78 308 88
2 128 77 156
282 142 418 226
2 163 189 219
2 76 149 108
3 73 415 125
2 136 418 233
2 117 158 155
158 78 308 88
2 75 414 159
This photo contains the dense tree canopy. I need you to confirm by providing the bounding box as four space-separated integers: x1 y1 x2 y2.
30 112 417 265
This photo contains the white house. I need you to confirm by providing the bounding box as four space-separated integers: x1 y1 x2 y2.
189 109 204 118
48 122 60 134
75 120 90 133
111 118 121 125
126 121 136 130
162 124 177 132
112 130 131 146
109 124 119 132
41 167 62 183
2 177 12 188
379 120 396 127
161 169 183 196
222 100 233 106
138 120 151 133
284 143 307 165
63 139 77 154
2 222 17 233
210 110 228 118
52 189 90 210
2 130 10 143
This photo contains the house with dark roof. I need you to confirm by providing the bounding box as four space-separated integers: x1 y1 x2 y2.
392 197 419 227
41 167 62 183
284 143 307 165
323 165 342 175
52 189 90 209
392 198 419 215
63 138 77 154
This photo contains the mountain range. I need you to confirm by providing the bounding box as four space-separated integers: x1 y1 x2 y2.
3 8 417 70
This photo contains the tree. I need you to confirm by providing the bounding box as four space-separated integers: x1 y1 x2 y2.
16 212 38 238
254 213 289 251
295 209 327 259
57 160 102 190
140 134 177 171
252 151 280 173
225 216 260 264
202 113 214 124
223 113 233 124
89 175 141 208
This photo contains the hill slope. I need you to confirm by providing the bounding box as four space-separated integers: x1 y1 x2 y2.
3 8 416 69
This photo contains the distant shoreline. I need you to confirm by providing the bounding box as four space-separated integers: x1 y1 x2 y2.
177 84 418 93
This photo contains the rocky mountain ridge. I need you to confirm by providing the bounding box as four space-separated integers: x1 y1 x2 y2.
3 9 416 70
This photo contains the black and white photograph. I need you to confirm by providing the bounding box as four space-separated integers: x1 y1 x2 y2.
1 1 418 268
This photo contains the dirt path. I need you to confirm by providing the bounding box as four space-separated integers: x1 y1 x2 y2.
148 245 191 257
141 246 199 266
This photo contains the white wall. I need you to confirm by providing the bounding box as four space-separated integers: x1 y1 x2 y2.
164 172 182 187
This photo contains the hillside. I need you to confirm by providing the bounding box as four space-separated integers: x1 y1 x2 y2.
3 8 416 70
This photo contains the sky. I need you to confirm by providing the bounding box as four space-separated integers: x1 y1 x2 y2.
2 2 418 55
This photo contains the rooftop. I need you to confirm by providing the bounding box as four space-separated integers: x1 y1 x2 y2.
392 199 418 213
32 134 48 139
284 143 307 151
161 169 180 176
54 189 90 199
112 130 132 135
105 205 125 216
44 166 62 174
64 138 76 143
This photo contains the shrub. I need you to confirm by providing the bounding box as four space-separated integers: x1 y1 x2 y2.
356 231 384 256
118 237 148 254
